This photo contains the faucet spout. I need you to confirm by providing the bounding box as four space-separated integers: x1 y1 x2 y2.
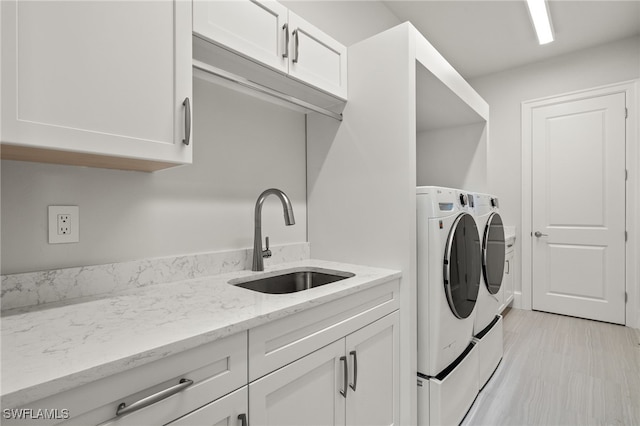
252 188 296 271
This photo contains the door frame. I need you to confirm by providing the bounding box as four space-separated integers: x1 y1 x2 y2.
521 80 639 328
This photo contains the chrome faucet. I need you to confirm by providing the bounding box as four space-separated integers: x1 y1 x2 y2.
252 188 295 271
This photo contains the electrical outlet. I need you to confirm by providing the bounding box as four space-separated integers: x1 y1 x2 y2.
48 206 79 244
58 214 70 235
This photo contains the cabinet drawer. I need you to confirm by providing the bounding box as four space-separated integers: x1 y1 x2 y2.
5 332 247 426
249 279 399 381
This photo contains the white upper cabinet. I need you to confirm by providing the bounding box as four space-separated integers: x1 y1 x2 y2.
287 11 347 99
0 0 193 172
193 0 348 100
193 0 289 74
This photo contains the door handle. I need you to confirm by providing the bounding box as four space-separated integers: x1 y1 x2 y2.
282 23 289 58
534 231 548 238
182 97 191 146
238 413 247 426
340 356 348 398
349 350 358 391
292 29 299 63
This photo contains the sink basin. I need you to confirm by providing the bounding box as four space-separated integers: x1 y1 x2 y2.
229 268 355 294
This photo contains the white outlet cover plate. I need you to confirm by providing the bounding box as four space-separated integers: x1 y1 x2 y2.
48 206 79 244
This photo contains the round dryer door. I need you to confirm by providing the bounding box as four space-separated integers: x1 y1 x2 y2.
483 212 506 294
443 213 481 319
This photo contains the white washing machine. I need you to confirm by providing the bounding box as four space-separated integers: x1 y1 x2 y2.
471 192 505 390
416 186 481 426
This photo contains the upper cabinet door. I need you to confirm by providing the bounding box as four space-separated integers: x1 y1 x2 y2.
287 11 348 99
193 0 289 74
0 0 192 171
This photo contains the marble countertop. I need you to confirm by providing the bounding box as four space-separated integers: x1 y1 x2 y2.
1 259 401 409
504 226 516 243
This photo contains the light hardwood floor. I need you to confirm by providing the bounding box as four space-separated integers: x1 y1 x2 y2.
463 308 640 425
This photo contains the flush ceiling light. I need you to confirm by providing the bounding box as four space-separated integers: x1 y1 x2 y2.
526 0 554 45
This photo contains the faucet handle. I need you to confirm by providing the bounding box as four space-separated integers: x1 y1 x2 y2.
262 236 272 259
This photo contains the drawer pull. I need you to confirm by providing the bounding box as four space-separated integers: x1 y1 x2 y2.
116 378 193 416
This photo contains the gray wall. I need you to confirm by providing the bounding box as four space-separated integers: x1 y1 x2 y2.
1 79 307 274
416 123 488 191
468 35 640 297
281 1 400 46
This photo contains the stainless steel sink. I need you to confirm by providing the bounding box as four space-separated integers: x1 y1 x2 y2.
229 268 355 294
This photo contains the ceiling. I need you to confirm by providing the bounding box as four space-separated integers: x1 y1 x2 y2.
382 0 640 79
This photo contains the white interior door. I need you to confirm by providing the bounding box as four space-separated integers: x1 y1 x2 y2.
532 92 626 324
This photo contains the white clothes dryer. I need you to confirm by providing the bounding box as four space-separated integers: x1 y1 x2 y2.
416 186 481 426
472 192 505 389
473 193 506 334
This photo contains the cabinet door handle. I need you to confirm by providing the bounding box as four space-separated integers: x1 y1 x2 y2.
292 29 299 63
506 260 510 274
116 378 193 416
340 355 348 398
182 97 191 146
282 23 289 58
238 413 247 426
349 350 358 391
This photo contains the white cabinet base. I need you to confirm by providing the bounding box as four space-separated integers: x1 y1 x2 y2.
346 311 399 426
417 342 479 426
249 340 346 426
472 315 503 390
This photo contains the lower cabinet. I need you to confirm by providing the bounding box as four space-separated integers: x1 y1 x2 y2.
345 312 399 426
249 311 399 426
6 280 400 426
250 339 345 426
498 240 515 313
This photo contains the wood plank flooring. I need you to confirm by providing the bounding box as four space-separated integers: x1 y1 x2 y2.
462 308 640 425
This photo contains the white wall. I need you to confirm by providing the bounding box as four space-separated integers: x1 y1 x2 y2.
416 122 487 191
469 35 640 298
307 24 417 426
281 1 400 46
1 78 307 274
